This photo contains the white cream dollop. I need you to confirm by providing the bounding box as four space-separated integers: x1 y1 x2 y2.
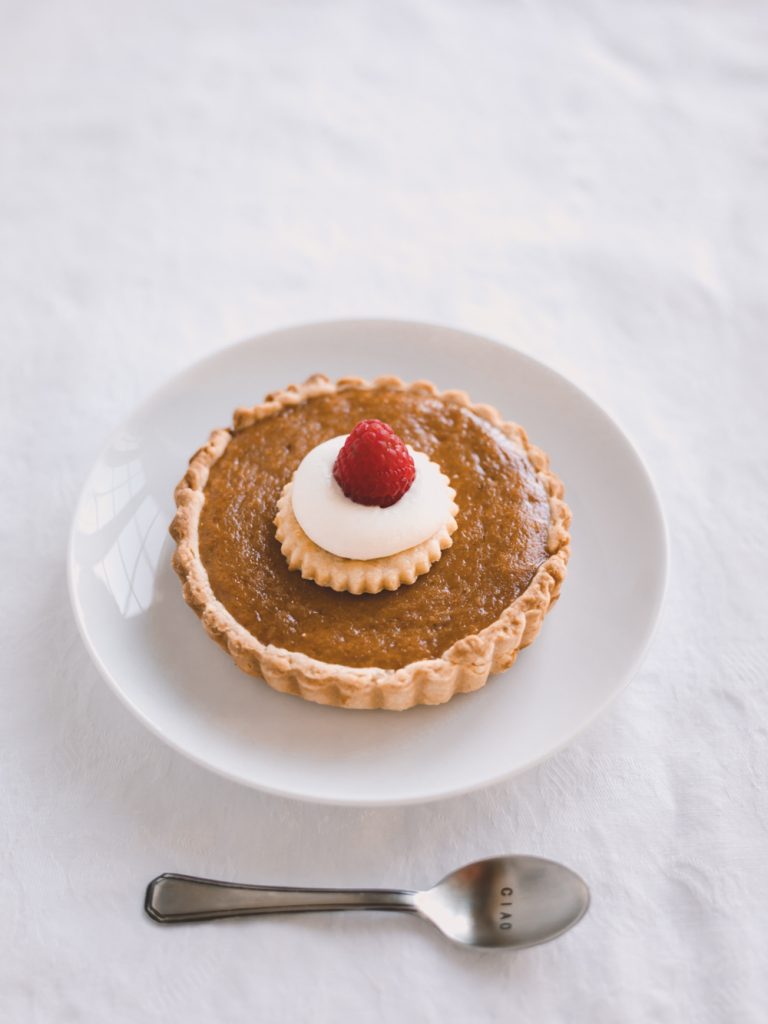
291 435 455 561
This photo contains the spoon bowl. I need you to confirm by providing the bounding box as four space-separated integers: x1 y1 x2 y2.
415 855 590 949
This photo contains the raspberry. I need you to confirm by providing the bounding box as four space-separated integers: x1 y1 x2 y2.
333 419 416 507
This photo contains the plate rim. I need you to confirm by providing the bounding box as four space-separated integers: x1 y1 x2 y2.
67 317 669 805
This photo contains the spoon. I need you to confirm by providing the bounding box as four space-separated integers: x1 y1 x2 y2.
145 855 589 950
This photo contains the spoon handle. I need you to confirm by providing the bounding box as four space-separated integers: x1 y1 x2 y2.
145 873 418 923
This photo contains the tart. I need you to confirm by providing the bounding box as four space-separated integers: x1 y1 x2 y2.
171 375 570 710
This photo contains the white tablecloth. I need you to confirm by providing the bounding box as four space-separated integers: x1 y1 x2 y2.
2 2 766 1020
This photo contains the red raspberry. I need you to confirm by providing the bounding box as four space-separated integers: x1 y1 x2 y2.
333 419 416 507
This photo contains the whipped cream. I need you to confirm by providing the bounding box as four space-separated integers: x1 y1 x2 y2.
291 435 455 561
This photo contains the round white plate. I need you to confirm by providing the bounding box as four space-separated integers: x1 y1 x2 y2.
68 320 667 805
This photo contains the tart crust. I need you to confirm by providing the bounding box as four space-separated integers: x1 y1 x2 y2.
171 375 571 710
274 478 459 594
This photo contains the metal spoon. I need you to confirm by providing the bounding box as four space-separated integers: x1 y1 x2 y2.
145 855 589 950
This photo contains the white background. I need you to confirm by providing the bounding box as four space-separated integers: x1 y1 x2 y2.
2 1 767 1021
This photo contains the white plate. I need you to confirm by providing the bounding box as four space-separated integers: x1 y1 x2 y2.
68 320 667 805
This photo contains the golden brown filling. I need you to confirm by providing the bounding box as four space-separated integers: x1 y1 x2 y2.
199 387 550 670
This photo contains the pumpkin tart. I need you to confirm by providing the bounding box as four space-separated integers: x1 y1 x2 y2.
171 375 570 710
